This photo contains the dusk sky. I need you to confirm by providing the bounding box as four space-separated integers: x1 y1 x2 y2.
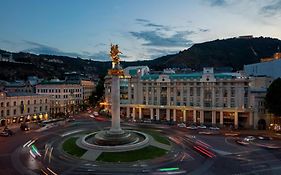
1 0 281 61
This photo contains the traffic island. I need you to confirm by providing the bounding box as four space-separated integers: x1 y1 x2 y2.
62 137 87 157
60 128 172 162
96 145 167 162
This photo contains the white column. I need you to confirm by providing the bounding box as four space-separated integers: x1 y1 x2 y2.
150 108 153 120
166 108 170 121
193 110 196 123
132 107 136 121
234 112 238 129
173 109 176 122
220 111 223 125
126 107 130 118
139 107 142 120
249 111 253 128
200 110 204 124
109 76 122 133
183 110 186 122
156 108 160 120
212 111 216 124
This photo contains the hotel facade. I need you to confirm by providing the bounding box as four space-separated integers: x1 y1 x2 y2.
0 91 50 126
36 80 83 115
104 67 254 129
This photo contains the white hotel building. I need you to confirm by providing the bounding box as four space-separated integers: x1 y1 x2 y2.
104 67 254 129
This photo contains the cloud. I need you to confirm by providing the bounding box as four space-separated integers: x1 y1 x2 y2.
260 0 281 16
136 18 150 23
23 40 85 58
199 28 210 32
22 40 112 61
135 18 169 30
130 30 194 47
205 0 227 6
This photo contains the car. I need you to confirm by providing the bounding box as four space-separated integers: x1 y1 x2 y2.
257 136 272 140
177 123 186 128
144 119 152 123
236 139 250 145
209 126 220 130
89 114 95 118
20 123 30 131
3 129 14 136
0 131 9 137
186 125 197 130
197 124 207 129
93 111 99 116
244 136 255 142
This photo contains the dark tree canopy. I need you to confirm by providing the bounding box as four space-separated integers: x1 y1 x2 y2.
265 78 281 117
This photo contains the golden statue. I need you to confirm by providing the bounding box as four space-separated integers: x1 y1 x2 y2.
108 43 124 76
110 44 122 64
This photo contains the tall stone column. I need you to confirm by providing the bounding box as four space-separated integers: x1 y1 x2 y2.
109 75 123 134
234 112 238 129
139 107 142 120
166 108 170 121
220 111 224 125
212 111 216 124
150 108 154 120
156 108 160 120
126 107 130 118
183 110 186 122
193 110 197 123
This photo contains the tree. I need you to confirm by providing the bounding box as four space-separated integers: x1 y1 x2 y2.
265 78 281 117
89 75 105 106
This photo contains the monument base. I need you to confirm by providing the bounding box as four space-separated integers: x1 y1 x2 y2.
93 130 140 146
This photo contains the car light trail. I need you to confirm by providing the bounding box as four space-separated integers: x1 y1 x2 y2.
61 129 84 137
23 140 32 148
193 145 215 158
196 140 212 148
159 167 179 172
47 167 58 175
31 145 41 157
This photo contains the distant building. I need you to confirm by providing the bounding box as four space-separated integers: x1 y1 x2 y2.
247 76 274 129
0 52 14 62
4 76 42 93
244 55 281 79
80 80 95 102
238 35 253 39
0 91 50 126
105 67 253 129
36 79 83 116
5 81 34 93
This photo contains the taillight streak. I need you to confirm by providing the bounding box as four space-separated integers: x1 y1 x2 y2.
193 145 215 158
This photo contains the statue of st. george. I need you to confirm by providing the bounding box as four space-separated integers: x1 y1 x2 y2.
110 44 122 64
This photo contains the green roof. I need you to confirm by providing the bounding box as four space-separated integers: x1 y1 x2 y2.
129 69 138 76
141 74 159 80
141 72 236 80
169 73 202 79
39 80 80 85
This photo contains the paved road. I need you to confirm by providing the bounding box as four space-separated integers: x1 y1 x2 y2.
1 115 281 175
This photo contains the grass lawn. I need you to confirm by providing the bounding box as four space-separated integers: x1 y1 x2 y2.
96 146 167 162
143 130 170 145
62 137 87 157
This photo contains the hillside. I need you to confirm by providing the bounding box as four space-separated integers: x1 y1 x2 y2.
153 37 281 70
0 36 281 81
